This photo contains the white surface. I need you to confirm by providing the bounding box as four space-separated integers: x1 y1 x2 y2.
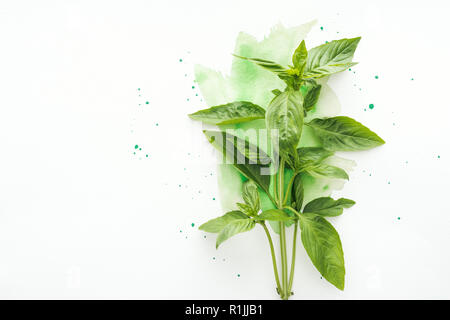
0 0 449 299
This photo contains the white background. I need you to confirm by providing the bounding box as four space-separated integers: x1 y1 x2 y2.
0 0 449 299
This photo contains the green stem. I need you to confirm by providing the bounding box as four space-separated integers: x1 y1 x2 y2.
282 172 299 206
261 223 282 295
277 159 289 299
288 221 298 296
279 222 288 299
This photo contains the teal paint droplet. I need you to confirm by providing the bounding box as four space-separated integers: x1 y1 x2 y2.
191 223 195 227
375 75 379 79
320 26 323 30
134 145 139 149
145 101 149 105
192 86 195 89
397 217 401 220
369 104 374 109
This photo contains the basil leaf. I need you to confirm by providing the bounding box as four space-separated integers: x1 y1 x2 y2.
272 89 282 96
257 209 294 222
216 219 256 248
291 175 304 212
306 116 385 151
303 197 355 217
199 210 249 233
292 40 307 75
304 163 349 180
266 89 304 163
302 81 322 112
203 130 272 195
233 54 289 76
299 214 345 290
236 203 254 216
303 37 361 79
242 180 260 216
189 101 265 125
298 147 334 163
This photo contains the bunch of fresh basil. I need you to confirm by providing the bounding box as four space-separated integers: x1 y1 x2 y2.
188 37 384 299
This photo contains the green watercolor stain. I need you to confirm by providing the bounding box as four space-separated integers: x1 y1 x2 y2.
134 145 139 149
369 103 374 109
194 21 354 234
375 75 379 79
191 223 195 227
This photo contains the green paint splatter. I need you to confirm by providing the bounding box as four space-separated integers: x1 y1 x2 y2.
369 104 374 109
194 22 355 233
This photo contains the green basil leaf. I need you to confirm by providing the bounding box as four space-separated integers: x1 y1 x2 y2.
306 116 385 151
298 147 334 163
242 180 260 215
266 89 304 162
291 175 304 212
236 203 254 216
233 54 290 78
203 130 272 195
305 163 348 180
199 210 249 233
302 81 322 112
292 40 307 75
216 219 256 248
257 209 294 222
189 101 265 125
303 197 355 217
299 214 345 290
272 89 282 96
303 37 361 79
